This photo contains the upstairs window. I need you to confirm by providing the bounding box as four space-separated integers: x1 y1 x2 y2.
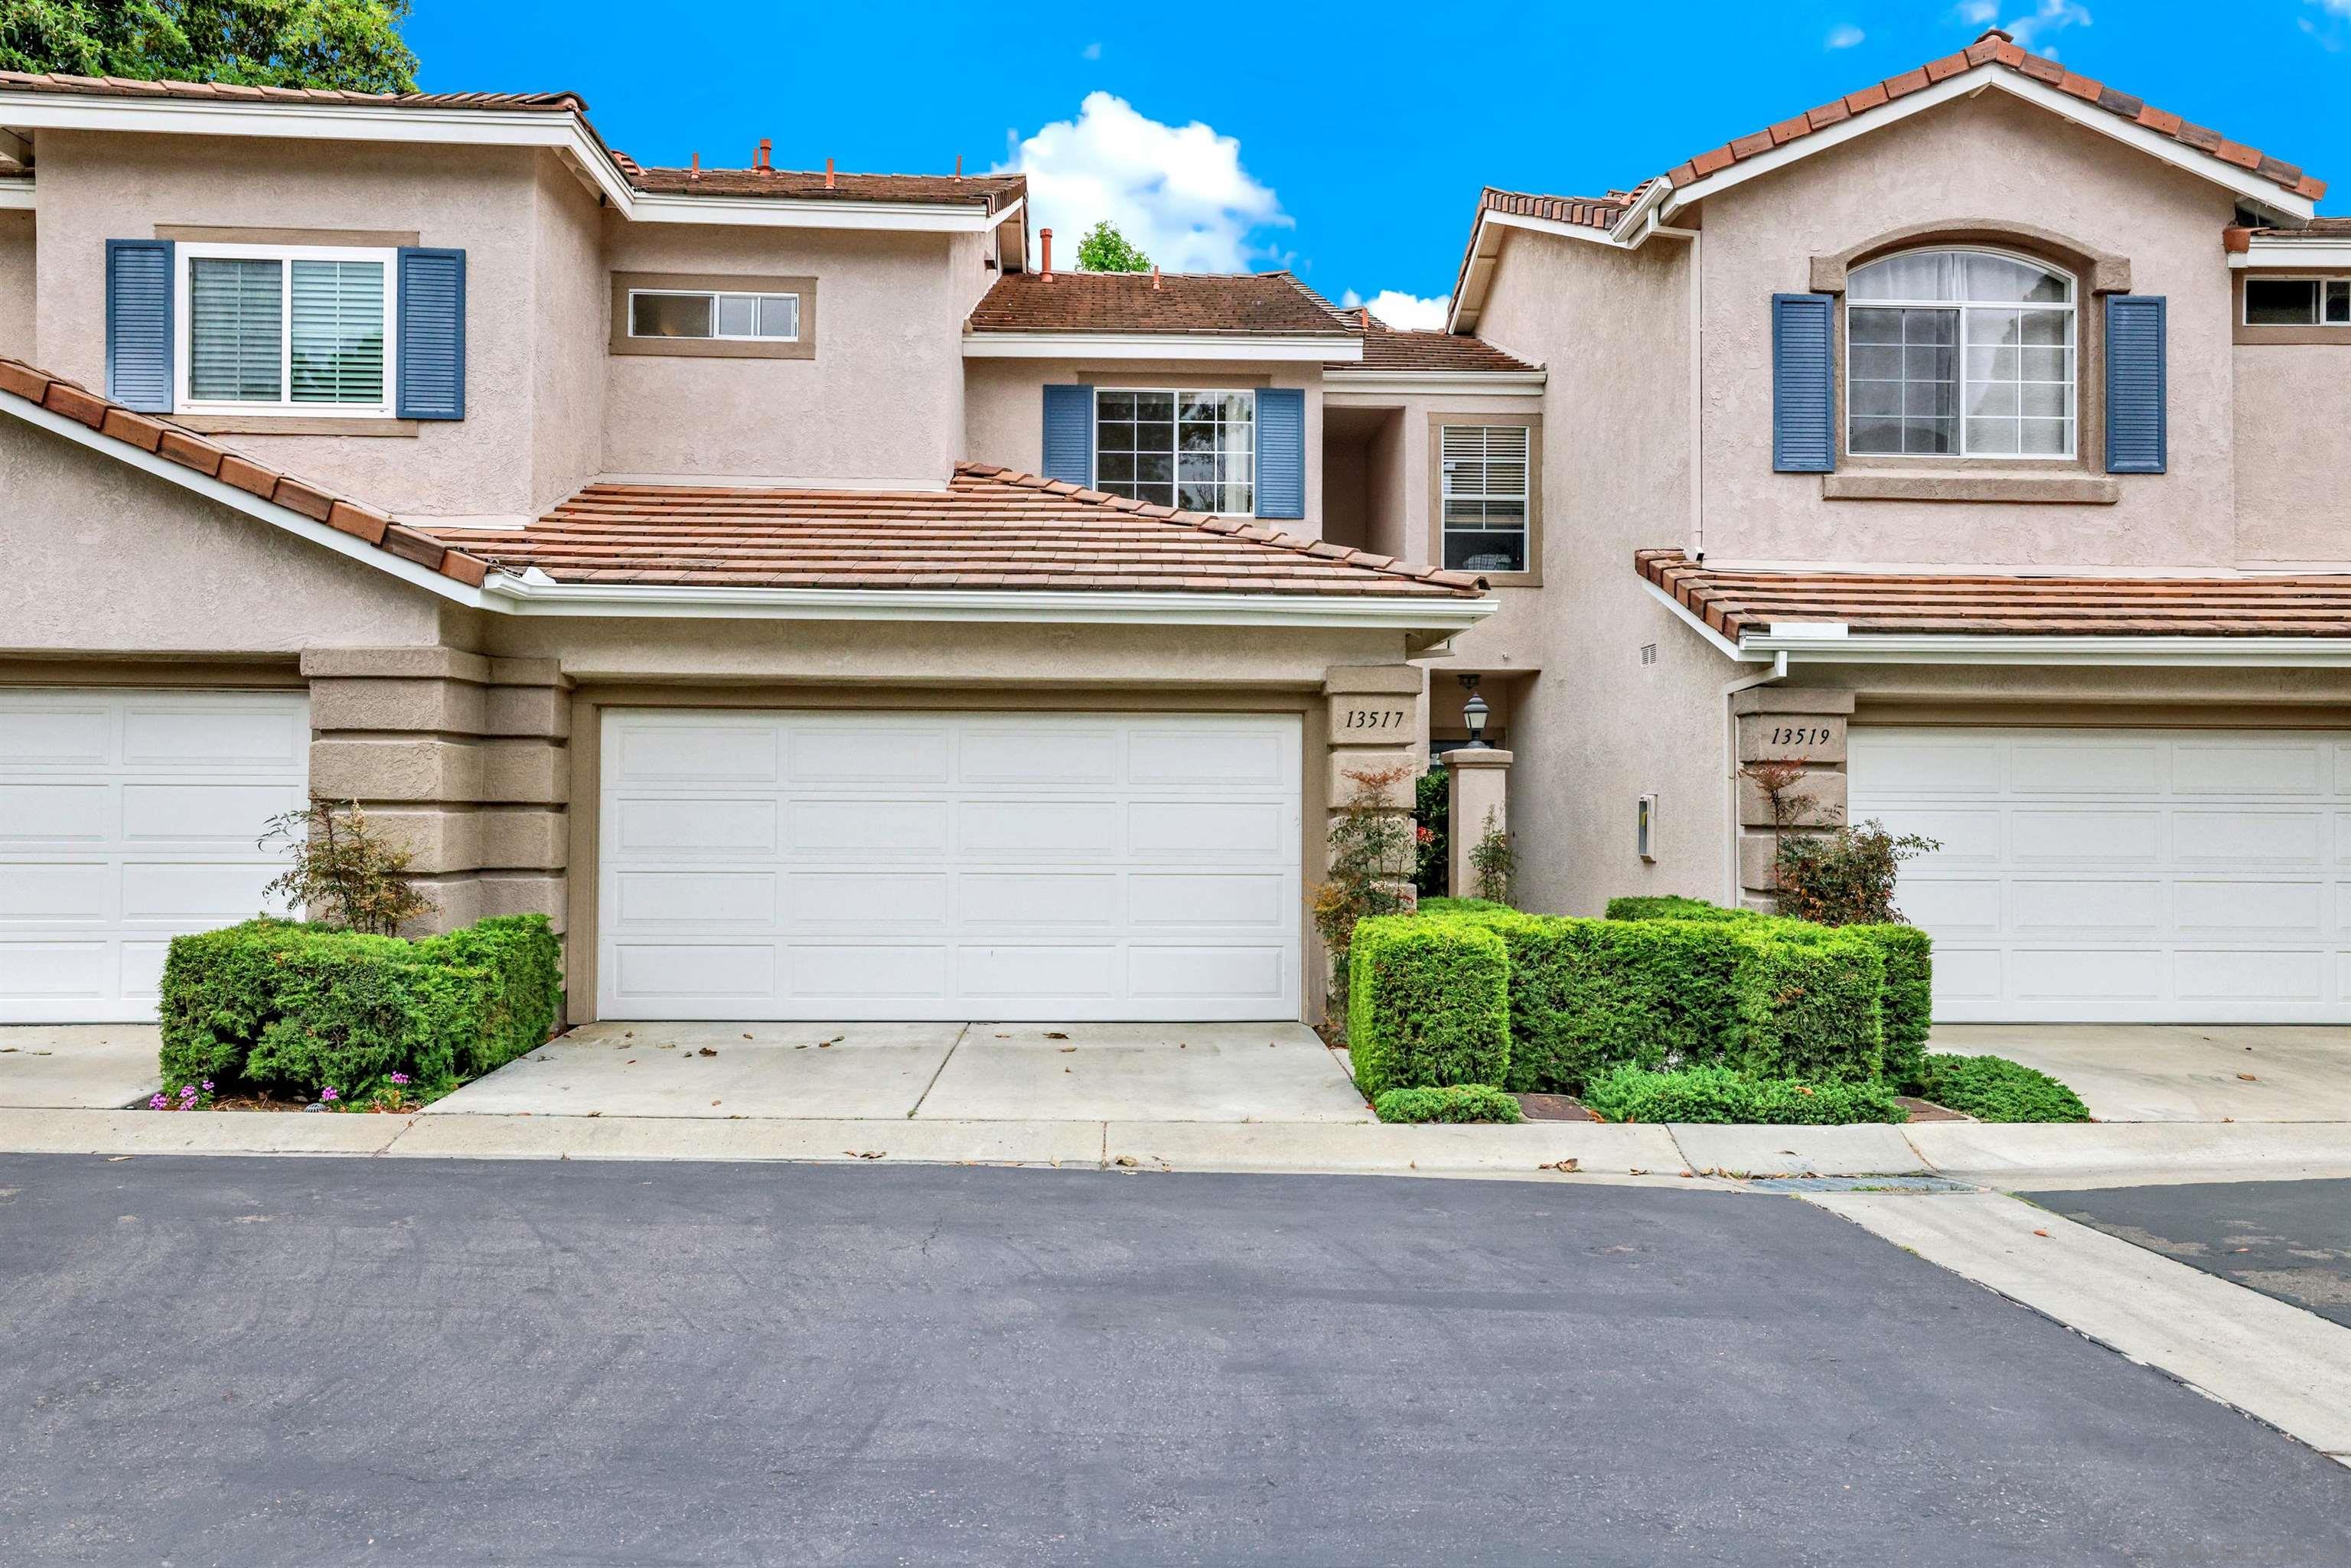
2245 278 2351 326
181 244 393 415
1094 389 1255 513
628 288 801 342
1440 424 1531 572
1847 248 2075 458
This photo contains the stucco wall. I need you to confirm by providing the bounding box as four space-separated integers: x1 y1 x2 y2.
2234 342 2351 566
31 130 557 520
963 358 1325 530
600 219 970 485
1695 90 2240 568
528 160 606 514
0 210 32 361
1 415 443 653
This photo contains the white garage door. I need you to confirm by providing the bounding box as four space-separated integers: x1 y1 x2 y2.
597 709 1303 1021
1 688 310 1022
1850 726 2351 1022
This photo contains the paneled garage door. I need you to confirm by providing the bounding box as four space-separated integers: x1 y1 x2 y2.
0 688 310 1022
1850 726 2351 1022
597 709 1303 1021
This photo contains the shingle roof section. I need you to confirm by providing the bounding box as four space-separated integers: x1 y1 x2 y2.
1639 549 2351 639
418 466 1488 597
967 272 1354 336
1659 29 2323 202
0 356 490 589
1336 315 1539 373
625 166 1024 212
0 70 583 111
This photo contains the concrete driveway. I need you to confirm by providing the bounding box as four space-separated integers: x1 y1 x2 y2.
1931 1023 2351 1123
0 1025 160 1109
426 1020 1375 1124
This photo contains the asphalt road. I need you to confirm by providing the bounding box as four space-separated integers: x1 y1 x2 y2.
2024 1177 2351 1328
2 1157 2346 1568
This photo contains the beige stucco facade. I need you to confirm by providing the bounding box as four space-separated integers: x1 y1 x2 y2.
0 209 32 361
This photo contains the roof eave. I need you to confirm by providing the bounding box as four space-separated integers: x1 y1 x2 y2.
1737 630 2351 667
962 332 1362 361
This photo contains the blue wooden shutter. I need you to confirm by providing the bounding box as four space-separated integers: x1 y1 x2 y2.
396 247 466 420
1771 292 1836 473
2105 295 2166 474
1041 383 1094 484
1254 386 1305 519
106 239 174 412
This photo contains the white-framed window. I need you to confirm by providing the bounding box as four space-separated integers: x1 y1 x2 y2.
1093 388 1255 513
1440 424 1531 572
2244 277 2351 326
1847 247 2076 458
627 288 801 342
177 243 396 417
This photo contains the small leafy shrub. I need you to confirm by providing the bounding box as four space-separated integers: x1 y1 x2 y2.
1345 914 1511 1097
1417 896 1510 918
1907 1054 2091 1123
1731 928 1886 1084
1312 766 1419 985
1468 808 1516 905
1774 820 1940 927
1603 895 1771 924
260 798 435 935
158 914 559 1104
1372 1084 1526 1124
1581 1065 1909 1126
1414 768 1449 898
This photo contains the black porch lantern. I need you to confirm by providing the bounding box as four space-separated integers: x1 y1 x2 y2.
1459 673 1490 748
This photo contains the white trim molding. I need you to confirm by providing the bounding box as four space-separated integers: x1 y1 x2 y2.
1322 370 1546 397
2233 238 2351 270
963 332 1362 362
0 178 31 210
1743 628 2351 668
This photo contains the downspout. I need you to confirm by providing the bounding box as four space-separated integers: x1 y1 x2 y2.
1720 650 1787 907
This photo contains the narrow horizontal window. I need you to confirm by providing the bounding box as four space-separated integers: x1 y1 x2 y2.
628 289 800 341
2244 277 2351 326
1441 425 1531 572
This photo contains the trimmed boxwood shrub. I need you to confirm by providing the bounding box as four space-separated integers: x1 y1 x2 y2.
1417 896 1511 918
1346 914 1511 1097
1372 1084 1525 1124
1603 895 1771 924
1582 1064 1909 1126
1908 1053 2091 1123
158 914 559 1102
1731 928 1886 1084
1477 914 1753 1094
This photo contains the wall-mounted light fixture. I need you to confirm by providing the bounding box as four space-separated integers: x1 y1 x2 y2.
1459 673 1489 749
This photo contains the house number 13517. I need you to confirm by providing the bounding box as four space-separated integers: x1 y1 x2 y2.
1343 708 1409 730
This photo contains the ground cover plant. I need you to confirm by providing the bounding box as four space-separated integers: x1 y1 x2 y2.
1580 1064 1909 1126
1371 1084 1525 1124
1906 1053 2092 1123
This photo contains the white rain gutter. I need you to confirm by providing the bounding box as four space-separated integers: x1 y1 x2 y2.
1740 631 2351 667
962 333 1362 362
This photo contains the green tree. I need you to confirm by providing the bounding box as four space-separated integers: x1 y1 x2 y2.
1074 218 1151 273
0 1 419 93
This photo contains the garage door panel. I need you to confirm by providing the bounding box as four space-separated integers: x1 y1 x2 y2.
0 784 109 840
618 724 779 784
1855 725 2351 1022
600 711 1302 1021
123 705 303 768
0 707 109 764
0 862 112 921
0 940 110 999
122 861 284 922
122 783 294 843
119 940 173 1006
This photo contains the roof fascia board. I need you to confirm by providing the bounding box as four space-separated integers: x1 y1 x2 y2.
0 91 1014 230
2232 240 2351 269
1322 370 1546 396
1661 69 2318 223
1743 631 2351 667
962 332 1361 361
480 575 1497 629
1 392 490 609
1642 579 1759 662
1481 208 1622 247
1446 212 1504 334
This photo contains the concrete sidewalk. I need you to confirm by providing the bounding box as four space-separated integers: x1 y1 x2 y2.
1929 1023 2351 1123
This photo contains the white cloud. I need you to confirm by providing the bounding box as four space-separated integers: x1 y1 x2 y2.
1826 22 1865 48
1958 0 1998 22
1340 288 1452 331
996 92 1287 273
1081 41 1101 60
1998 0 2091 57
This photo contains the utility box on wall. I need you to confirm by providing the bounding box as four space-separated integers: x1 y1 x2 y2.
1637 794 1658 862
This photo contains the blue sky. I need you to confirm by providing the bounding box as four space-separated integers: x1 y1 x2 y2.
409 1 2351 326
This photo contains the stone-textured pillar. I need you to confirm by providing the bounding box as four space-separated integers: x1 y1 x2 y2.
301 647 572 934
1446 748 1512 900
1732 686 1853 909
1322 663 1421 881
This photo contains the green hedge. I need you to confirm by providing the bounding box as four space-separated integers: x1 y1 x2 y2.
1732 929 1886 1083
1581 1064 1909 1125
1475 914 1752 1093
158 914 559 1101
1908 1054 2092 1123
1346 914 1511 1097
1372 1084 1525 1123
1416 896 1512 918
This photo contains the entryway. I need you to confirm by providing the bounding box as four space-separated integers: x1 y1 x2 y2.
427 1020 1374 1123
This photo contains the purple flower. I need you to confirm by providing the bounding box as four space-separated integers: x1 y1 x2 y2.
321 1087 339 1103
201 1081 214 1092
179 1084 198 1098
149 1093 168 1110
389 1073 409 1086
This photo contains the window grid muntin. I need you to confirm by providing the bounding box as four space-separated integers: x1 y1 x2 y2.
1092 388 1255 514
626 288 801 342
1845 247 2076 461
1440 424 1531 573
178 243 396 417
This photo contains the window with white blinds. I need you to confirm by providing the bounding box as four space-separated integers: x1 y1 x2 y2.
1440 425 1531 572
179 245 394 416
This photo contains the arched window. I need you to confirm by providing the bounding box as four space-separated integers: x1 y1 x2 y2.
1847 248 2076 458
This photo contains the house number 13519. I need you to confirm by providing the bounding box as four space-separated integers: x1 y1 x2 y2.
1767 725 1834 746
1343 708 1409 730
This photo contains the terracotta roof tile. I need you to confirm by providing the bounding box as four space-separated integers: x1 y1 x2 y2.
967 271 1351 336
625 165 1022 213
0 69 585 112
1638 550 2351 641
0 354 490 589
412 465 1490 600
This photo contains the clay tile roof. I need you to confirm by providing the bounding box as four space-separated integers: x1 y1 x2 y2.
413 465 1490 598
625 165 1024 212
1476 186 1636 233
1655 29 2323 202
967 271 1355 336
0 355 490 590
0 69 585 112
1638 549 2351 641
1338 313 1539 373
